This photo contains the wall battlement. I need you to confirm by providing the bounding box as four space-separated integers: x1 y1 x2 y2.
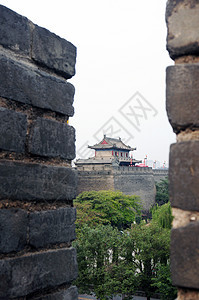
153 169 168 183
77 165 155 174
78 164 163 173
114 166 154 174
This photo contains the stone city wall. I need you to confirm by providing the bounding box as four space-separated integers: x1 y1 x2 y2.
77 170 115 194
166 0 199 298
77 165 158 212
0 5 78 300
153 169 168 183
113 167 156 212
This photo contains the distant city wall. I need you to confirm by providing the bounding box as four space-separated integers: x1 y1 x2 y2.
166 1 199 298
77 166 166 212
114 168 156 212
77 170 115 194
153 169 168 183
0 5 78 300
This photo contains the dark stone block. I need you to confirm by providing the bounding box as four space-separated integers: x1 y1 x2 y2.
32 286 78 300
0 5 31 55
0 54 75 116
171 222 199 289
166 65 199 132
32 25 76 79
0 248 78 298
0 161 77 201
166 0 199 59
0 107 27 153
29 118 75 160
169 141 199 211
29 207 76 248
0 208 28 253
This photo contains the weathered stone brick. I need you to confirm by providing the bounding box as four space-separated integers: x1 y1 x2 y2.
32 25 76 79
0 248 78 298
32 286 78 300
29 118 75 159
0 161 77 201
0 54 75 116
0 5 31 55
169 141 199 211
29 207 76 248
166 65 199 132
0 107 27 153
0 208 28 253
177 289 199 300
171 222 199 289
166 0 199 59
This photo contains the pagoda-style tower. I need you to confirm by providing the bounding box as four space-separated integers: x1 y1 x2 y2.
75 135 155 212
76 135 141 167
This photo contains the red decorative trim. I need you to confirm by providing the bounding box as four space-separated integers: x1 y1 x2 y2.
101 140 108 144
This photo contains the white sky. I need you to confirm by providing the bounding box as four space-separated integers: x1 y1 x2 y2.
1 0 176 167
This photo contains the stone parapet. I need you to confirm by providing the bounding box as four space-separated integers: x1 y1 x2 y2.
0 4 78 299
166 1 199 297
113 166 153 174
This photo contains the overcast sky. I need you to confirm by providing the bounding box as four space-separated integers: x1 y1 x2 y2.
1 0 175 167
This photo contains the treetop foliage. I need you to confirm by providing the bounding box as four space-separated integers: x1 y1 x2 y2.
155 177 169 206
151 202 173 229
74 190 141 230
74 216 176 300
73 187 177 299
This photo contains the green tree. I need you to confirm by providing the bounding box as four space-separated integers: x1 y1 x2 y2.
155 177 169 206
73 215 175 299
74 190 141 230
73 224 137 300
122 221 171 300
73 191 176 300
151 202 173 229
151 262 177 300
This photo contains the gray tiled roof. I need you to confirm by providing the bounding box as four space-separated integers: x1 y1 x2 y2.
88 135 136 151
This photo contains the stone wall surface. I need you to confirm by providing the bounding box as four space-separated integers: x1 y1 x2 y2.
0 5 78 300
113 167 156 212
153 169 168 183
166 0 199 298
77 166 159 212
77 170 115 194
